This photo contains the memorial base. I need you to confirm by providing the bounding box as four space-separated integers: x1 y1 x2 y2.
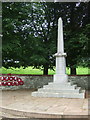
32 82 85 98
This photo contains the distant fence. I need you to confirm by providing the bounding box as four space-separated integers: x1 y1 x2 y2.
0 74 89 90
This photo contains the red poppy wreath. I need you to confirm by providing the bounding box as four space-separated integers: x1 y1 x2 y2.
0 74 24 86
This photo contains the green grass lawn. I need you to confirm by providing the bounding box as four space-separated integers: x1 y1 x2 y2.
0 66 89 75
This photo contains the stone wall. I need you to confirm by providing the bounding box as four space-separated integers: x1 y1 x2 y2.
0 74 89 90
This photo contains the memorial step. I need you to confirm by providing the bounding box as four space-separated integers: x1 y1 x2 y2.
44 83 76 87
31 82 85 98
43 84 77 90
32 91 85 98
38 87 81 93
48 82 71 85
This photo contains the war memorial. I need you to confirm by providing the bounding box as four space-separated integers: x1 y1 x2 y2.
0 18 88 119
32 18 85 98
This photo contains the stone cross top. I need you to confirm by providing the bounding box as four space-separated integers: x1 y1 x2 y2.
53 17 68 83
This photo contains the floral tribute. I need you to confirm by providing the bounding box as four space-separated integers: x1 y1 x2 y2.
0 73 24 86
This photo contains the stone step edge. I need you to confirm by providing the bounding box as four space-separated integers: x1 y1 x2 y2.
0 107 63 118
32 91 85 98
32 91 85 95
38 89 80 93
48 82 71 85
43 85 77 90
38 87 84 93
44 84 77 87
48 82 79 86
39 87 81 91
1 107 88 118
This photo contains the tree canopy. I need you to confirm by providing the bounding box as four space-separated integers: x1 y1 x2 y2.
2 2 90 75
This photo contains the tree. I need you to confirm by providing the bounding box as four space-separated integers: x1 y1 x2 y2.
64 2 89 74
2 2 89 75
2 2 56 74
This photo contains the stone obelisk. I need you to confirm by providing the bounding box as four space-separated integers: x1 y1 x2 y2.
53 17 68 83
32 17 85 98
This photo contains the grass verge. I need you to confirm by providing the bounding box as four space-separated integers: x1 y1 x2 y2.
0 66 89 75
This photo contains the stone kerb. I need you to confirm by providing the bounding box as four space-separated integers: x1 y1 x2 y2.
0 74 89 90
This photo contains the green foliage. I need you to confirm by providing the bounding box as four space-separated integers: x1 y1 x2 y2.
2 2 90 74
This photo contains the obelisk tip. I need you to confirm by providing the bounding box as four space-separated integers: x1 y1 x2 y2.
58 17 62 21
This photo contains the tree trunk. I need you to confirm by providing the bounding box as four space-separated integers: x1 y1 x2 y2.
43 66 48 75
70 67 76 75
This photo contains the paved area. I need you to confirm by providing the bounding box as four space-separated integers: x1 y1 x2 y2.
0 89 89 118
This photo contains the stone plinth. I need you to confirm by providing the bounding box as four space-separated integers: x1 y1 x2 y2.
31 82 85 98
53 52 68 83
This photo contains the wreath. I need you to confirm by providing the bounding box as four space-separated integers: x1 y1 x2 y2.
0 73 24 86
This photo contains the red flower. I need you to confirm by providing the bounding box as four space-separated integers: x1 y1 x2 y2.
2 82 7 86
1 77 3 81
5 77 8 81
13 81 19 86
9 77 14 81
13 77 18 81
0 82 2 86
2 77 6 81
7 82 12 86
12 82 15 86
17 78 22 82
18 81 24 85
